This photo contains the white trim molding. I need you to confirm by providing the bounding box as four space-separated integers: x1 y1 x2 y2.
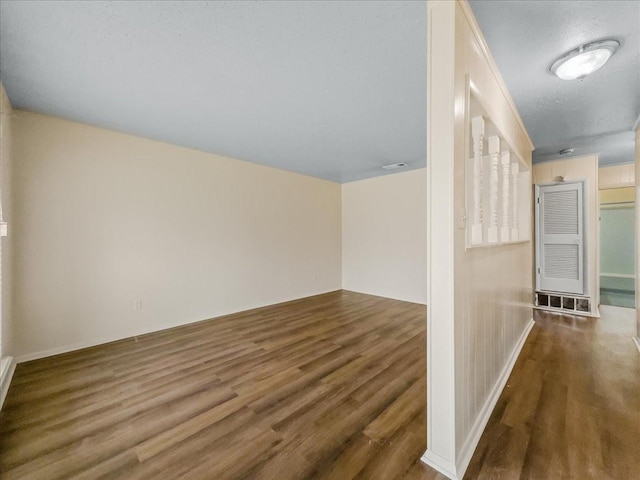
15 338 123 364
633 337 640 355
425 0 457 473
422 318 534 479
421 450 458 480
1 356 16 409
16 290 341 363
455 318 534 477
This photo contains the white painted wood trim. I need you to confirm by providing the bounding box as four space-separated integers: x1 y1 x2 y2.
1 356 16 409
600 272 636 279
426 0 457 469
17 317 256 362
454 318 535 478
488 136 500 243
421 449 460 480
15 336 133 363
422 318 534 480
340 288 427 306
471 115 485 245
511 162 519 240
457 1 534 151
633 337 640 355
501 151 511 242
533 305 600 318
635 128 640 343
17 289 341 363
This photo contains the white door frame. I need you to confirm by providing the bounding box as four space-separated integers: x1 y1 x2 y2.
535 180 587 295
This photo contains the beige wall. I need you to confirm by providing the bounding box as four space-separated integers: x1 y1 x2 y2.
425 1 534 476
636 128 640 343
342 169 427 304
600 187 635 204
533 155 600 311
12 111 342 360
452 0 534 462
0 84 14 359
599 163 635 189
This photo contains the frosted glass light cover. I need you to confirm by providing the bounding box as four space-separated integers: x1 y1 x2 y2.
550 40 619 80
554 49 612 80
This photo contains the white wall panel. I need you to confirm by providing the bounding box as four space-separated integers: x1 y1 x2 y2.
11 111 342 360
342 169 427 305
425 2 534 478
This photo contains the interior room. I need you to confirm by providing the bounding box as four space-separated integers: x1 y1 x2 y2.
0 1 638 480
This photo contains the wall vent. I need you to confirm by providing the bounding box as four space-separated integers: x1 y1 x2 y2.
535 291 590 314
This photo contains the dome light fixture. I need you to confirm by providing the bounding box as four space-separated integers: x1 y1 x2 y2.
550 39 620 80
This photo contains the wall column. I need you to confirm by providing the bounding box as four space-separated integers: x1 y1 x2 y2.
635 127 640 351
424 2 535 479
425 1 458 476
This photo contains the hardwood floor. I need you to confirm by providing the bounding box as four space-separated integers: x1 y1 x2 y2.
464 306 640 480
0 291 442 480
1 292 639 479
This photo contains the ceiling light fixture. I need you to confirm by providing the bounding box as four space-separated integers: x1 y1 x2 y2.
550 39 620 80
382 162 408 170
559 148 575 155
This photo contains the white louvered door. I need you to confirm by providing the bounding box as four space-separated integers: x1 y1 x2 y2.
536 182 584 294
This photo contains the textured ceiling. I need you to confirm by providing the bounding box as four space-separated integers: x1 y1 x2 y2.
470 0 640 166
0 1 427 183
3 2 636 180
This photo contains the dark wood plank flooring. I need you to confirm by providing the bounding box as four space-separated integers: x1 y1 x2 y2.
464 306 640 480
1 291 441 480
1 292 639 479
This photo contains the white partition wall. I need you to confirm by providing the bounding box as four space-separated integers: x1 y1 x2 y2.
636 128 640 351
425 2 534 478
0 83 15 409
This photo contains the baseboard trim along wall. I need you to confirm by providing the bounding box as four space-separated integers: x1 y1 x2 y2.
422 318 535 480
421 450 458 480
0 356 16 409
341 288 427 306
16 289 341 363
16 333 150 364
454 318 535 477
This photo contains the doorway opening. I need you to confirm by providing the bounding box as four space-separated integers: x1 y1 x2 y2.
599 186 636 308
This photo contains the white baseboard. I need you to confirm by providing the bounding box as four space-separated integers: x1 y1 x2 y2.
533 305 600 318
421 318 535 480
421 450 459 480
341 288 427 306
633 337 640 355
455 318 535 476
16 335 139 364
15 289 342 363
1 356 16 410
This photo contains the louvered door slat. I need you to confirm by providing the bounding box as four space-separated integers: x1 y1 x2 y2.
536 182 584 295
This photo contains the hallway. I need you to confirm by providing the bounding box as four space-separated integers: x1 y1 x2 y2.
458 306 640 479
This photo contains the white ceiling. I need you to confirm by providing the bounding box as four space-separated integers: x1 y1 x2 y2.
0 1 427 183
2 1 636 181
470 0 640 166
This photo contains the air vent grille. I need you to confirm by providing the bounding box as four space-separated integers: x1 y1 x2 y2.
382 162 408 170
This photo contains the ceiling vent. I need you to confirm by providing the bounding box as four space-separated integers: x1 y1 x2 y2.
382 162 408 170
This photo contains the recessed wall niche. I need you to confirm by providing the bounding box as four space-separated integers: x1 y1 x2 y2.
466 86 531 248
